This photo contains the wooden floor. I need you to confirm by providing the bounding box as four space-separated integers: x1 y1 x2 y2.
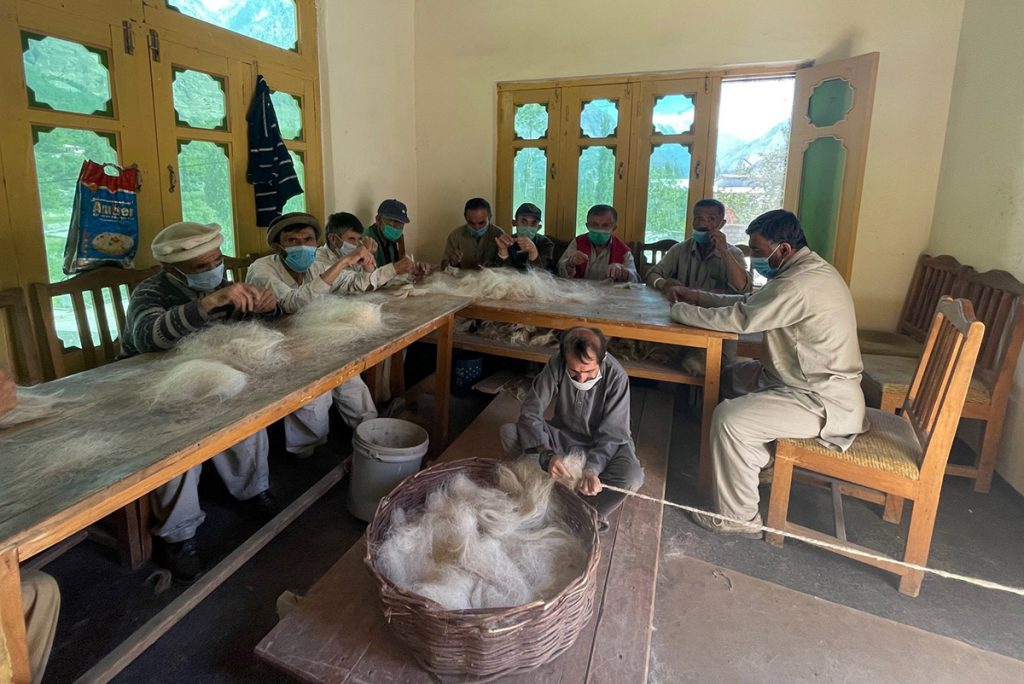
255 385 675 683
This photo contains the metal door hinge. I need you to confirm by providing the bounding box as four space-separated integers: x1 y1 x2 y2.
148 28 161 62
122 21 135 55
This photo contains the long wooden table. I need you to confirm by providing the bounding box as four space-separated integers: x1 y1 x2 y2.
0 293 466 684
458 282 736 496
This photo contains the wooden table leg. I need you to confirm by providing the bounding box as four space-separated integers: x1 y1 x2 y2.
0 547 31 684
433 315 454 452
699 337 724 501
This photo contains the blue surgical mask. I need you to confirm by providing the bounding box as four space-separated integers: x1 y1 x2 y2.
751 244 782 279
568 370 602 392
284 245 317 272
516 225 539 240
184 262 225 291
470 225 489 239
382 224 404 242
692 230 711 245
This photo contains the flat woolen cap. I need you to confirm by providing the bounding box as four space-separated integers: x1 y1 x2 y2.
377 199 410 224
267 212 321 245
151 222 223 263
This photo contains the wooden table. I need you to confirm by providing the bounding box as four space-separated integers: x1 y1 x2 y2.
0 293 466 684
459 282 736 496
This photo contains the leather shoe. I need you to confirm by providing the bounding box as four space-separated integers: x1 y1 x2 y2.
156 537 205 585
246 491 281 521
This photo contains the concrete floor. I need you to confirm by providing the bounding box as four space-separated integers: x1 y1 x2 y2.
38 373 1024 682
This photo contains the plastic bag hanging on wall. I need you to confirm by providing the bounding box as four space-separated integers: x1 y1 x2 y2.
62 160 140 274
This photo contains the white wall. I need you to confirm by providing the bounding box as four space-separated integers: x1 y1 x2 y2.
409 0 965 330
317 0 421 254
928 0 1024 492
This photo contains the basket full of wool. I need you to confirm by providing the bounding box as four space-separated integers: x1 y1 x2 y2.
364 457 600 678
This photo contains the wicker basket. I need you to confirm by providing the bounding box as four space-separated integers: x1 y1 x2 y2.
364 457 601 679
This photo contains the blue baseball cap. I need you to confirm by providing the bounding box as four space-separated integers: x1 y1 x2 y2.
377 199 410 224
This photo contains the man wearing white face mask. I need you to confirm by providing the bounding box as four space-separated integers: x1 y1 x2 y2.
668 209 867 537
500 327 644 531
314 211 417 291
124 221 281 583
248 212 382 439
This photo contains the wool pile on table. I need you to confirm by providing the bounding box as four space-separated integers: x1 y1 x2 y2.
375 458 590 611
287 296 386 347
411 268 603 305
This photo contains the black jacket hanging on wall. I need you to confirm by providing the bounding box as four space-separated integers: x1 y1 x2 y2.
247 74 302 227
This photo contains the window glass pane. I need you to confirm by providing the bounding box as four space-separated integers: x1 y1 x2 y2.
512 148 547 228
167 0 298 51
808 78 854 127
514 103 548 140
713 77 794 245
32 127 119 284
271 91 302 140
575 146 615 234
177 140 235 255
281 150 305 214
22 33 112 116
172 68 227 130
797 136 846 262
652 94 694 135
645 144 691 243
580 99 618 138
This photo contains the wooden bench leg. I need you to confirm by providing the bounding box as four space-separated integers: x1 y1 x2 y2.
883 494 904 524
108 500 152 569
766 458 794 547
973 418 1000 493
0 547 31 684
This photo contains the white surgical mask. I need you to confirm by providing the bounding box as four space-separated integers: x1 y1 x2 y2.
567 370 602 392
335 240 359 257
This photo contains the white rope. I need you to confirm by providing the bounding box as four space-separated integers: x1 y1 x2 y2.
602 484 1024 598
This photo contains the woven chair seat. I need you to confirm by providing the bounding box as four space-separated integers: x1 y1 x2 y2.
862 354 991 405
857 330 924 358
780 408 922 480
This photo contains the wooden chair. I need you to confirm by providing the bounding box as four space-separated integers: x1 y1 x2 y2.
31 265 159 379
861 268 1024 492
0 287 44 385
30 266 159 568
767 297 984 597
629 239 678 280
223 253 259 283
858 254 973 358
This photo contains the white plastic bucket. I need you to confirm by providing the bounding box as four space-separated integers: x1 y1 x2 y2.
348 418 430 522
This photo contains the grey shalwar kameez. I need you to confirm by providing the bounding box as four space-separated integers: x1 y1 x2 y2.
500 353 644 518
669 247 867 520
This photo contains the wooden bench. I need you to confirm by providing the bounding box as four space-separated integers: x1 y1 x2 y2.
422 329 704 386
255 384 674 683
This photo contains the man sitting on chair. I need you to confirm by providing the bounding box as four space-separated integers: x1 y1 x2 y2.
557 204 639 282
443 197 509 270
124 222 281 582
315 211 418 290
668 210 867 537
647 198 751 295
500 327 644 531
247 212 384 434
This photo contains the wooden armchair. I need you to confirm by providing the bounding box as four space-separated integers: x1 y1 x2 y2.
223 254 260 283
0 287 44 385
858 254 973 358
30 266 159 568
767 297 984 596
30 265 159 379
861 268 1024 492
629 239 678 281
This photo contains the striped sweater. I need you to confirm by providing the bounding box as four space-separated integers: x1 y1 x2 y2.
246 74 302 227
122 271 281 356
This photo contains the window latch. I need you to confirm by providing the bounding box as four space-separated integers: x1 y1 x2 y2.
695 160 702 179
167 164 176 193
148 28 161 62
122 21 135 55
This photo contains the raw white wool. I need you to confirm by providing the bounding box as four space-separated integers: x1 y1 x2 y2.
411 268 603 305
175 321 287 373
375 459 590 611
0 390 67 429
474 321 557 348
149 359 249 408
287 296 386 347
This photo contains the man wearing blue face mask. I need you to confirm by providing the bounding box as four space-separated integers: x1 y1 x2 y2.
668 210 867 538
248 212 384 436
499 327 644 532
442 197 509 269
124 221 281 583
557 205 639 282
648 198 750 296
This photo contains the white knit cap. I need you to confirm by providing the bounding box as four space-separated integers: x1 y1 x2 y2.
151 222 224 263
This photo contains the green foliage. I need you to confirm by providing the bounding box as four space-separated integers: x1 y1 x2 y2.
23 34 110 115
178 141 236 256
168 0 298 50
575 147 615 234
173 69 227 129
514 103 548 140
716 122 790 228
